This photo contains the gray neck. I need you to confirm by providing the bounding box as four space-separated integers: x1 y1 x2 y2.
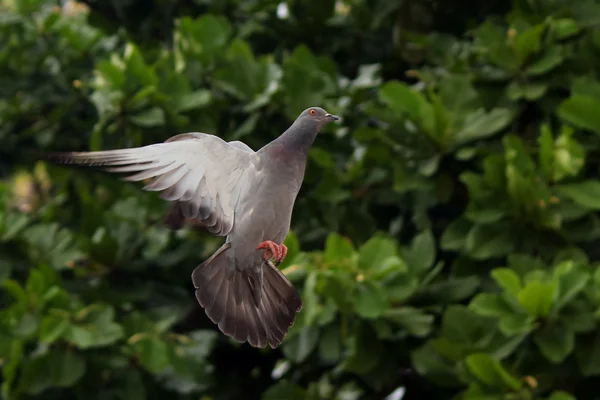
274 118 320 155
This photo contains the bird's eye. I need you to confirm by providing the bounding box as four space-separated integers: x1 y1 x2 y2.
309 109 316 116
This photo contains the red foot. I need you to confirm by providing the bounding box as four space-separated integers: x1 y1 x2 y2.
257 241 288 265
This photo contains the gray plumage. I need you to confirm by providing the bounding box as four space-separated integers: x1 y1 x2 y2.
43 107 339 348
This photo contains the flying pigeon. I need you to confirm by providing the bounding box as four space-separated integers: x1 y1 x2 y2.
43 106 340 348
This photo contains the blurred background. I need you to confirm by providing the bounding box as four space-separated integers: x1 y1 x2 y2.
2 0 600 399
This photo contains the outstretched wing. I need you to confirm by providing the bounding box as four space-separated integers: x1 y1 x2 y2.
44 132 257 236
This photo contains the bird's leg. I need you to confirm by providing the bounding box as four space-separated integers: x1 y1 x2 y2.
257 241 289 265
276 244 288 265
257 240 280 262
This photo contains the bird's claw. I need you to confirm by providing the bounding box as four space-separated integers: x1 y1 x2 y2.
257 241 288 265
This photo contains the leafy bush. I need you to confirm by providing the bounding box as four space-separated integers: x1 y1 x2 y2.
3 0 600 399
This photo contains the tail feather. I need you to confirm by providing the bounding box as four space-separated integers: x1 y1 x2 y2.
192 245 302 348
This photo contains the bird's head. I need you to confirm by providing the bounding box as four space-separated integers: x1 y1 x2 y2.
297 107 340 129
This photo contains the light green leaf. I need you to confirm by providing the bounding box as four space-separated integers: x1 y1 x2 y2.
131 336 171 374
39 315 70 344
129 107 165 127
324 232 355 263
302 271 320 326
379 81 423 121
470 293 514 317
358 235 397 270
551 19 581 40
174 90 211 112
354 282 387 319
455 108 513 145
465 353 522 390
491 268 522 297
469 358 515 391
548 391 576 400
517 281 557 317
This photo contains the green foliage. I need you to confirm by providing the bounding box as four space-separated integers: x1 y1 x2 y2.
4 0 600 399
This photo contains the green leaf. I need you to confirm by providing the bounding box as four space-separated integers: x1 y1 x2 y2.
358 235 397 270
318 327 341 364
558 180 600 209
491 268 522 297
354 282 387 319
558 94 600 134
464 353 521 390
262 381 306 400
455 108 513 145
302 271 320 326
499 313 535 336
411 342 457 386
131 336 171 374
465 223 515 260
514 25 543 61
20 349 86 394
470 293 514 317
324 232 355 263
344 323 382 375
441 218 472 251
534 322 574 364
64 305 124 349
384 307 434 337
403 230 436 272
441 306 495 345
39 315 70 344
551 19 580 40
174 90 211 112
419 276 480 303
282 326 319 363
554 268 589 311
576 331 600 376
548 392 576 400
379 81 423 121
129 107 165 127
517 281 557 317
526 46 564 76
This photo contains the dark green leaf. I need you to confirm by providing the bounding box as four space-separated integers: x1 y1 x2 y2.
282 326 319 363
558 180 600 209
534 322 574 364
465 223 515 260
384 307 434 337
558 94 600 134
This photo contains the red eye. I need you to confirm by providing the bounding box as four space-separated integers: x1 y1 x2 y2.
309 109 316 116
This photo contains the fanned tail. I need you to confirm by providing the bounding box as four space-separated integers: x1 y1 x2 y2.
192 245 302 348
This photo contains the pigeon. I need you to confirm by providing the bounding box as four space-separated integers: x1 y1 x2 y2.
43 106 340 348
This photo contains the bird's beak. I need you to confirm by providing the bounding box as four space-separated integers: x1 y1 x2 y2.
325 113 340 121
